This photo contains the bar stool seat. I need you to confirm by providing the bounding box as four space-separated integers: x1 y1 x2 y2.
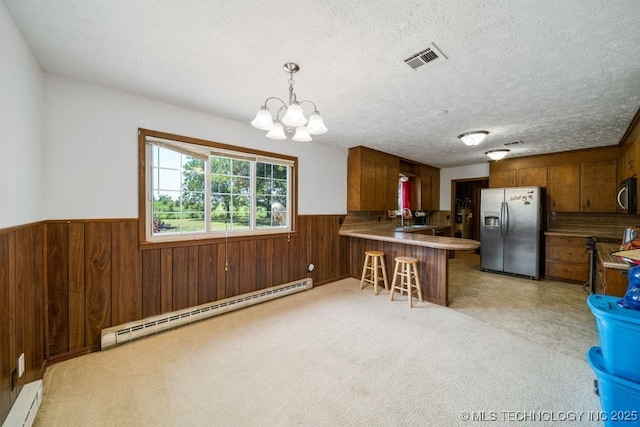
359 250 389 295
390 256 423 308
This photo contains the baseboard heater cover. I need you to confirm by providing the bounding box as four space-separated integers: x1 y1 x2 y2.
101 278 313 350
2 380 43 427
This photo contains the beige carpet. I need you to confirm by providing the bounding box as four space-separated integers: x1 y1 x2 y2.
33 254 602 426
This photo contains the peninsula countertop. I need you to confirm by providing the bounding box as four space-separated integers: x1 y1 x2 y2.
339 228 481 251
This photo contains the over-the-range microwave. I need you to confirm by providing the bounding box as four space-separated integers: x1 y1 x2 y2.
617 177 637 214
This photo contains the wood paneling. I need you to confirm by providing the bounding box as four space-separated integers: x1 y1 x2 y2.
346 237 450 306
141 249 161 318
46 223 69 356
0 234 11 421
0 223 46 423
111 221 141 325
0 213 347 422
197 244 218 304
68 223 85 351
84 223 112 347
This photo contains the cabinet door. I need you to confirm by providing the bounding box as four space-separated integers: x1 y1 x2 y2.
431 174 440 210
518 167 548 187
489 169 516 188
420 175 432 210
620 140 636 182
417 165 440 210
386 158 399 211
580 160 617 212
548 164 580 212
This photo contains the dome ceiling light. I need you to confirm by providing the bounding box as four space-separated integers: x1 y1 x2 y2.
486 149 510 161
458 131 489 147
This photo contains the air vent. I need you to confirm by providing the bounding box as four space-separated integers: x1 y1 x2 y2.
404 44 447 70
503 140 522 146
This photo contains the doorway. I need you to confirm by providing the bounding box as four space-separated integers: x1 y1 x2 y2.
451 178 489 242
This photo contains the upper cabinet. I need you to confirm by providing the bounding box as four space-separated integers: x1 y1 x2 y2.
489 169 516 188
548 164 580 212
580 160 618 212
417 164 440 210
620 138 637 182
347 146 400 211
347 146 440 212
489 145 622 213
518 166 548 187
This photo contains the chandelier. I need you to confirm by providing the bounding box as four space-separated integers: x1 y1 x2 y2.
251 62 327 141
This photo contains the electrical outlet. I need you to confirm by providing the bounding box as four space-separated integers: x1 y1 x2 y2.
18 353 25 377
11 369 17 391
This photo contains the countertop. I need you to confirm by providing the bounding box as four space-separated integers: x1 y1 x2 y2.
596 242 629 271
339 228 480 251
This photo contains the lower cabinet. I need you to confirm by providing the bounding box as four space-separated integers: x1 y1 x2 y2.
595 261 628 297
545 234 589 283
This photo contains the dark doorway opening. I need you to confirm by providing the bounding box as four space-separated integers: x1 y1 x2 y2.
451 178 489 242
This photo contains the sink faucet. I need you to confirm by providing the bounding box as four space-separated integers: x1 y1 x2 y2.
401 208 412 228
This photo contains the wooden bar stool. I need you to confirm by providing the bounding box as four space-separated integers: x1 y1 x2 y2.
390 257 423 308
359 250 389 295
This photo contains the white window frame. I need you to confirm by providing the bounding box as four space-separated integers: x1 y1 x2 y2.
139 129 297 244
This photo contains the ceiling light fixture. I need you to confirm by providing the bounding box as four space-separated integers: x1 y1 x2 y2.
485 149 510 161
458 131 489 147
251 62 327 141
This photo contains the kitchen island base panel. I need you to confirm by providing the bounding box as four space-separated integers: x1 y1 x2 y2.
348 237 449 306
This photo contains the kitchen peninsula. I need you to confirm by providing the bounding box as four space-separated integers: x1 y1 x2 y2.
340 214 480 306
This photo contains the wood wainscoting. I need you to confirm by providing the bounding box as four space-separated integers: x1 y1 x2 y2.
0 223 46 421
1 214 347 423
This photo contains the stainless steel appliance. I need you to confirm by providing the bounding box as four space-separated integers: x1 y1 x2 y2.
480 186 542 279
617 177 637 213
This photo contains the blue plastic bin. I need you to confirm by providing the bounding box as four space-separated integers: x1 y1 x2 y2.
587 347 640 426
587 294 640 383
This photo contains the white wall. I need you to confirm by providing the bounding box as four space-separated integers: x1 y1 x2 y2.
0 2 43 228
43 75 347 219
439 163 489 210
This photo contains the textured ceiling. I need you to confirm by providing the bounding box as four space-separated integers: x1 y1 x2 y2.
4 0 640 167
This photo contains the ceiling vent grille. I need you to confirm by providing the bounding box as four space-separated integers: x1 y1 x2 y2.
404 44 447 70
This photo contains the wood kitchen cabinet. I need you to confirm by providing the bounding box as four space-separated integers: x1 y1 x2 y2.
580 160 617 212
545 234 590 283
548 164 580 212
518 166 547 187
619 139 637 182
489 169 516 188
347 146 399 211
595 259 628 297
418 164 440 210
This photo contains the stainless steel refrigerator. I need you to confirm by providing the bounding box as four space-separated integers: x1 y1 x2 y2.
480 186 542 279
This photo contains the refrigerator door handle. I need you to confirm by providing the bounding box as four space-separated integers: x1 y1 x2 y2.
504 202 509 235
500 202 506 237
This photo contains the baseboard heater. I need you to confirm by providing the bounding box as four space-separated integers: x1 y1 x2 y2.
101 278 313 350
2 380 42 427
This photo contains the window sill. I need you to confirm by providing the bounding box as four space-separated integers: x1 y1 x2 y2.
139 229 298 250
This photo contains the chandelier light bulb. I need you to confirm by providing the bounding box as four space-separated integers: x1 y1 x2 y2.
266 121 287 140
251 107 274 130
282 102 307 127
292 126 313 142
306 112 328 134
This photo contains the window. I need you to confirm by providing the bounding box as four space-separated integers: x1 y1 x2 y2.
139 129 297 243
